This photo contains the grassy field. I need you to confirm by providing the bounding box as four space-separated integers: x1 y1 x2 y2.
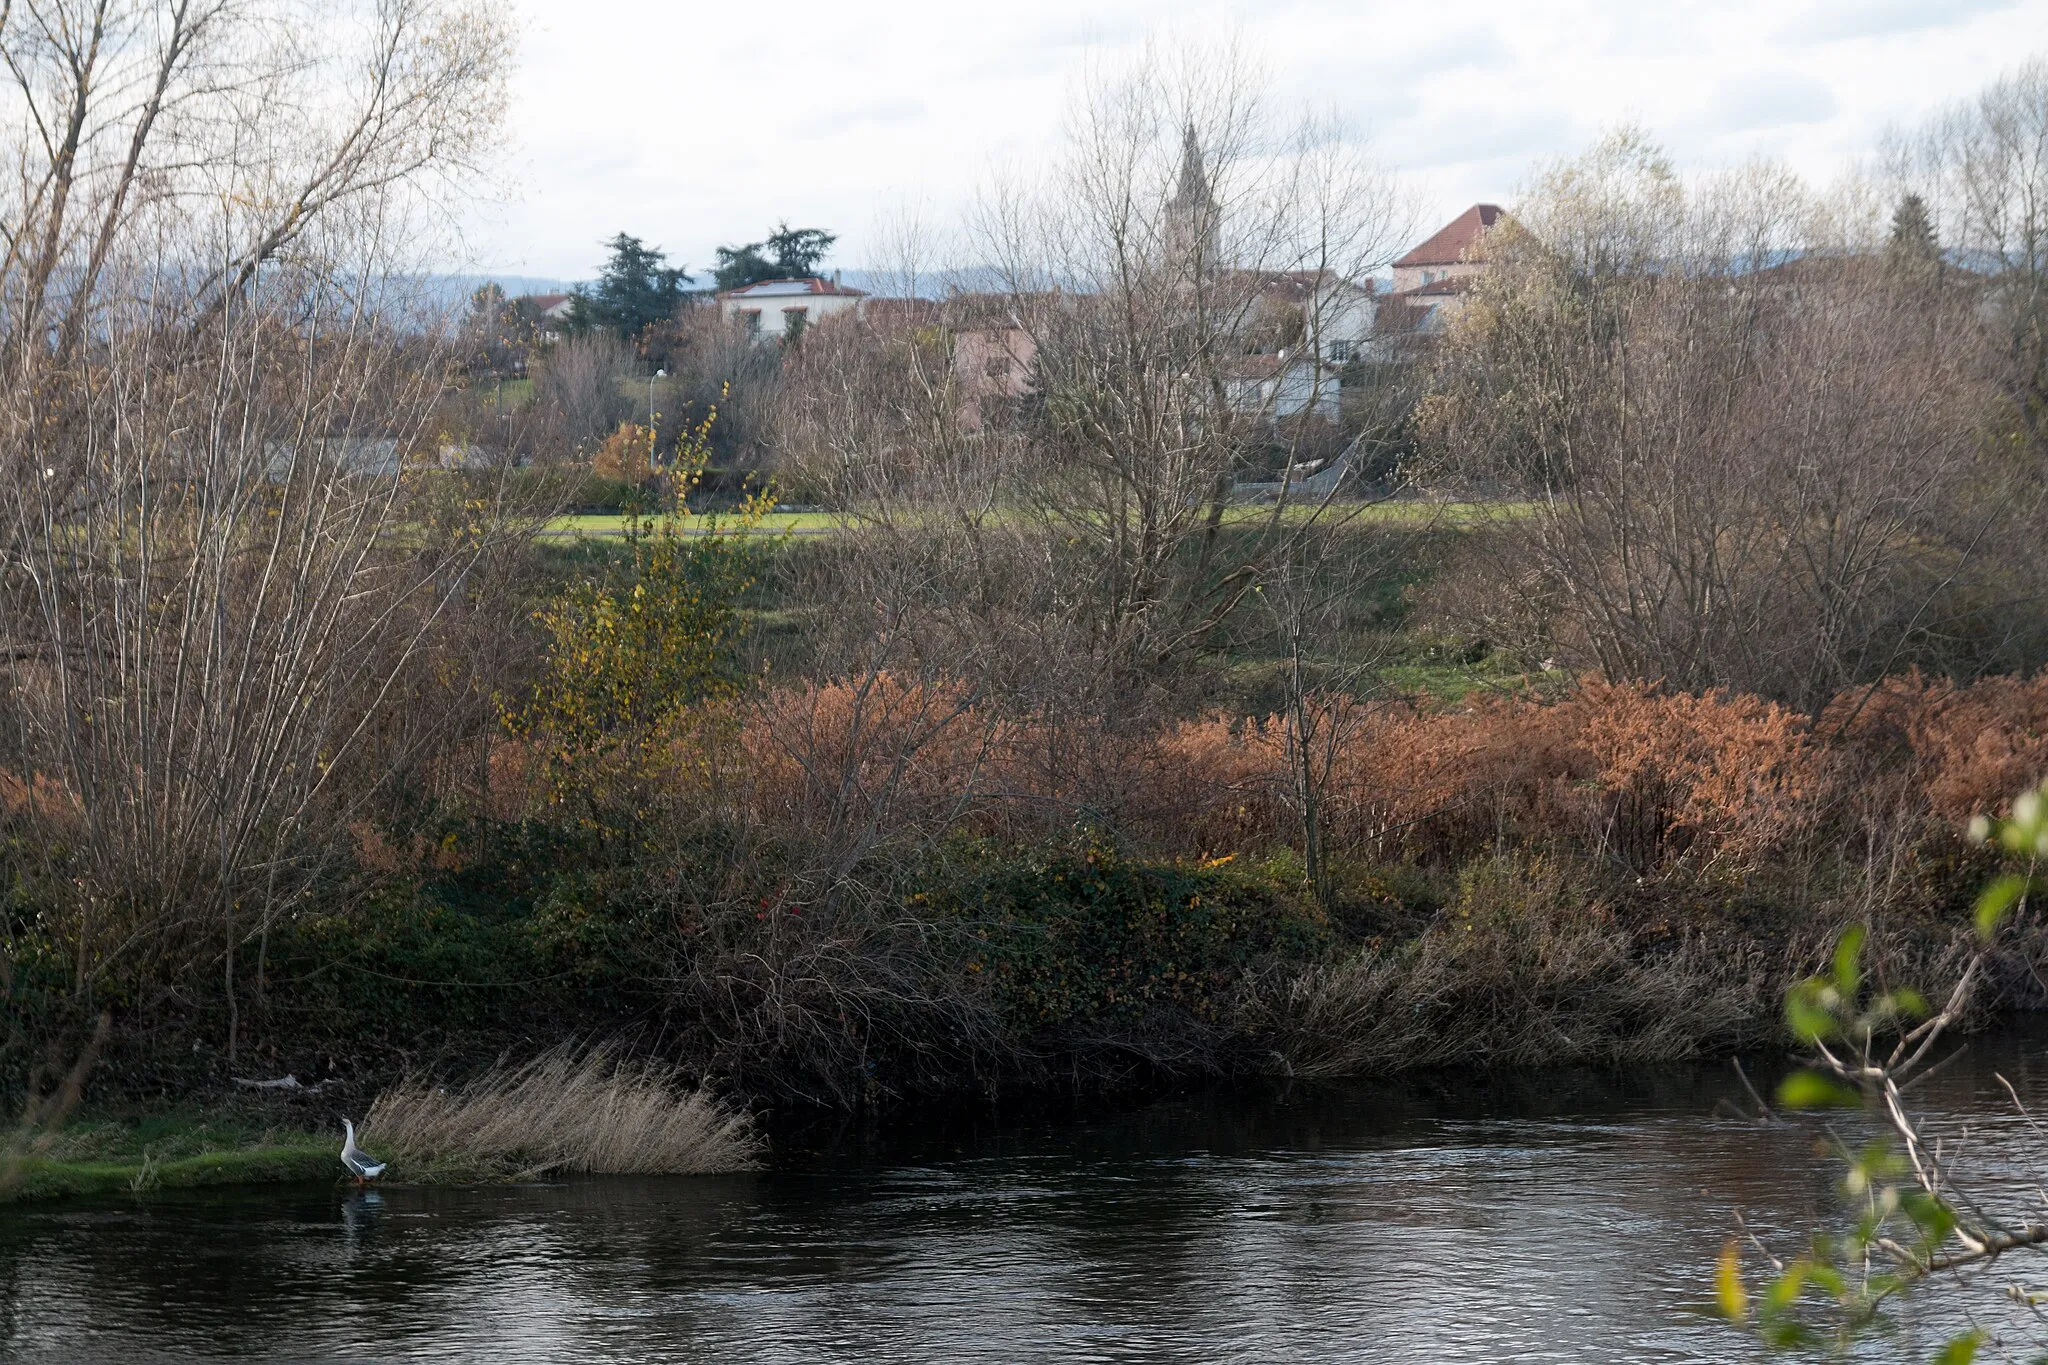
1 1109 338 1202
542 500 1528 539
543 510 847 537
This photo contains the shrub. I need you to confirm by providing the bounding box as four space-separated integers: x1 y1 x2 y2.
363 1042 760 1177
933 842 1330 1037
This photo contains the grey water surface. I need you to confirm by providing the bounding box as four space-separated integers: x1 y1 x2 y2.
6 1036 2048 1363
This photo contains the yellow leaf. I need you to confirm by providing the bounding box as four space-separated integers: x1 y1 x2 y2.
1715 1241 1748 1322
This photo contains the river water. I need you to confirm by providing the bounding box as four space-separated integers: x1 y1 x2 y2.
6 1037 2048 1363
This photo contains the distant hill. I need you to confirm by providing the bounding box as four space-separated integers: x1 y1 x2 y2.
426 266 1012 307
432 274 582 305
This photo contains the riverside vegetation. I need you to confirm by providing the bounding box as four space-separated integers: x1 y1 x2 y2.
3 13 2048 1201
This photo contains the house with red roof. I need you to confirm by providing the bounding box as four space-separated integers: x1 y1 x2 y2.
1386 204 1508 335
718 274 867 342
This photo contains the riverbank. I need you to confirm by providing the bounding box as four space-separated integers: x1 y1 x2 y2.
1 1110 334 1204
10 672 2045 1146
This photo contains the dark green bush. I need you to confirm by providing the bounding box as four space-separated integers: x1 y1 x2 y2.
928 842 1331 1034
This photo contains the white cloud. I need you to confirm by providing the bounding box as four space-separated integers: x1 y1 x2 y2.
1780 0 2019 42
467 0 2048 280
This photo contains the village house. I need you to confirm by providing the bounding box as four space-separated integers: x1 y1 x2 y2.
1384 203 1506 333
1216 269 1380 418
514 291 577 341
1158 131 1381 419
951 317 1036 431
718 274 867 342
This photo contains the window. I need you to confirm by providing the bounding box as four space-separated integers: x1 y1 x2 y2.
1328 339 1355 363
740 309 761 335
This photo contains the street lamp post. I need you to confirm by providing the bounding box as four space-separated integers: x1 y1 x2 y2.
648 368 665 464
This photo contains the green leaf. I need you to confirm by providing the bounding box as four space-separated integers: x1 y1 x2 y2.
1887 986 1929 1019
1760 1260 1807 1316
1786 983 1838 1044
1778 1071 1861 1110
1832 924 1865 997
1715 1241 1748 1322
1975 874 2028 939
1931 1331 1984 1365
1902 1191 1957 1248
1761 1320 1816 1349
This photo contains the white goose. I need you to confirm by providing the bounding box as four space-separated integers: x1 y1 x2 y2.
340 1119 387 1184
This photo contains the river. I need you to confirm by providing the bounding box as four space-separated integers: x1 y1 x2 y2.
5 1035 2048 1362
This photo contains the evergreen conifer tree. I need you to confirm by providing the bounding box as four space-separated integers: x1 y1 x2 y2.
571 233 690 340
1886 194 1941 278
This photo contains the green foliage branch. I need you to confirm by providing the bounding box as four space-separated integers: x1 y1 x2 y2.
1715 779 2048 1360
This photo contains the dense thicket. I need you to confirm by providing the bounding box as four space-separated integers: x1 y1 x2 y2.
1422 126 2048 711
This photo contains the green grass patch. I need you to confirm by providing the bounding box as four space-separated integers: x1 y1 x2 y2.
0 1110 343 1202
2 1144 337 1202
544 510 844 537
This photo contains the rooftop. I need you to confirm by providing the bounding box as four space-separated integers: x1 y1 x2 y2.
1394 204 1507 269
1399 275 1480 298
719 276 868 299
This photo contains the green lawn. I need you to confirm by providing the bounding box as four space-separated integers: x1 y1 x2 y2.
1 1109 338 1203
543 510 847 537
542 501 1526 539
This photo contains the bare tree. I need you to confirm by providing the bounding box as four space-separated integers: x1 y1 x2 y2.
1426 129 2038 713
1890 57 2048 461
975 41 1411 688
0 0 522 1061
529 330 634 457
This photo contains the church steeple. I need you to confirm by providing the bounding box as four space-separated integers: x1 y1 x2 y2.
1171 124 1211 213
1165 123 1218 270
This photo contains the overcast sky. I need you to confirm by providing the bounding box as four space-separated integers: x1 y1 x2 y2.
465 0 2048 282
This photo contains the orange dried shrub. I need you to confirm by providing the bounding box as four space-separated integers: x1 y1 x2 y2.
484 740 538 820
501 666 2048 881
1138 714 1287 854
1565 681 1823 867
738 676 1002 839
0 767 79 826
1331 695 1594 859
348 820 465 873
1831 672 2048 824
590 422 654 485
1114 682 1824 873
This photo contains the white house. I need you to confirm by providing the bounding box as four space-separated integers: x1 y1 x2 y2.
1386 204 1506 331
1208 271 1377 419
1221 352 1340 420
717 275 867 342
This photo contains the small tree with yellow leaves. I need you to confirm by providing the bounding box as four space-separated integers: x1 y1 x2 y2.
508 403 771 837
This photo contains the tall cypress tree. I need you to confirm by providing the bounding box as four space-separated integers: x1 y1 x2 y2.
1886 194 1941 278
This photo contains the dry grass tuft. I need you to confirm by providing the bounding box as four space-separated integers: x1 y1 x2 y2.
364 1044 762 1178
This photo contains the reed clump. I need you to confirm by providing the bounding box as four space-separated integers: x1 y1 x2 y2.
364 1044 761 1178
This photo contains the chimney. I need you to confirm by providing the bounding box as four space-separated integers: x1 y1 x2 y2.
833 269 841 288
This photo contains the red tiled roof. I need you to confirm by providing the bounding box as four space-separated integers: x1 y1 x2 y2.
1393 204 1506 268
1372 298 1435 336
1400 275 1479 298
523 292 570 310
717 276 868 300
